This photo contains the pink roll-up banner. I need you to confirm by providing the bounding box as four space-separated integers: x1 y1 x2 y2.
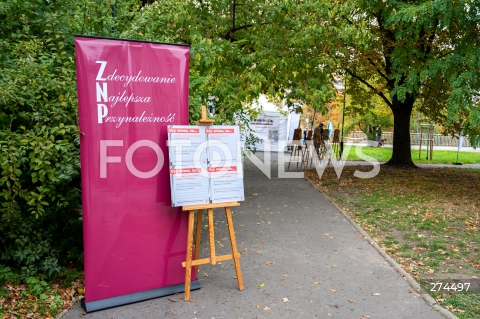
74 36 197 312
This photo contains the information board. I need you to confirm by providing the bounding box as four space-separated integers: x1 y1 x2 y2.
168 125 245 207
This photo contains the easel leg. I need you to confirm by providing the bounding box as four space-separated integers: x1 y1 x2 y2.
225 207 244 291
295 145 300 169
288 145 293 169
208 208 216 265
194 209 203 277
184 210 195 301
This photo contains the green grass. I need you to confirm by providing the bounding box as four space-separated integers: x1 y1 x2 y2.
343 145 480 164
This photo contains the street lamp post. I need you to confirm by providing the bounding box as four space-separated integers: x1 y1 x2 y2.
340 77 346 157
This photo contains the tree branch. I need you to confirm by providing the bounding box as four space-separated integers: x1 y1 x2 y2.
345 68 393 108
223 24 254 41
367 57 388 81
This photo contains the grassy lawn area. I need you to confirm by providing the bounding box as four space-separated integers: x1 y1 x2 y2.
305 165 480 318
343 145 480 164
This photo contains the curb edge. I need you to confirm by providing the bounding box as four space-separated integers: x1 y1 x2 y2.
304 177 459 319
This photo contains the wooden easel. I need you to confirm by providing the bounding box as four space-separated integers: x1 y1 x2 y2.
181 106 244 301
288 127 304 169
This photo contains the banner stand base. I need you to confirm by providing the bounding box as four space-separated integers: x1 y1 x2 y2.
81 280 201 313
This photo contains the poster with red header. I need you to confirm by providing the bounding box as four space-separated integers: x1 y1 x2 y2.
75 36 197 312
167 125 244 207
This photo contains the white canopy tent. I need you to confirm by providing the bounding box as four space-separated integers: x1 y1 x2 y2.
246 95 301 152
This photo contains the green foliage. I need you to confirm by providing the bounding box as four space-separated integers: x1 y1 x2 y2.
26 277 64 316
0 0 143 280
0 0 85 280
124 0 336 126
0 266 16 282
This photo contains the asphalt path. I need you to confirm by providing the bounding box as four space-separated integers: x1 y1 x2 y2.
63 153 456 319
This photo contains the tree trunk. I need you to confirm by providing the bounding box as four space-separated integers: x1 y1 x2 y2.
386 95 417 167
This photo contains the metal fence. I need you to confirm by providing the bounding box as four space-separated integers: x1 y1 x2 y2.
345 131 471 147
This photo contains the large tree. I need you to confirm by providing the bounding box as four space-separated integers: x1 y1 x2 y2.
129 0 479 166
320 0 480 166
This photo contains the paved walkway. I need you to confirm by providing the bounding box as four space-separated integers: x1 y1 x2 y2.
64 154 456 319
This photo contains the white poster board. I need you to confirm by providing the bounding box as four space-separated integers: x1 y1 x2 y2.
244 96 301 152
168 125 245 207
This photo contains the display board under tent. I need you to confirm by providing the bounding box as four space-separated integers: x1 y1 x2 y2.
243 95 301 152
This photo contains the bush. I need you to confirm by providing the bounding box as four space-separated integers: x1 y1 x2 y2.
0 1 83 280
0 0 144 281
